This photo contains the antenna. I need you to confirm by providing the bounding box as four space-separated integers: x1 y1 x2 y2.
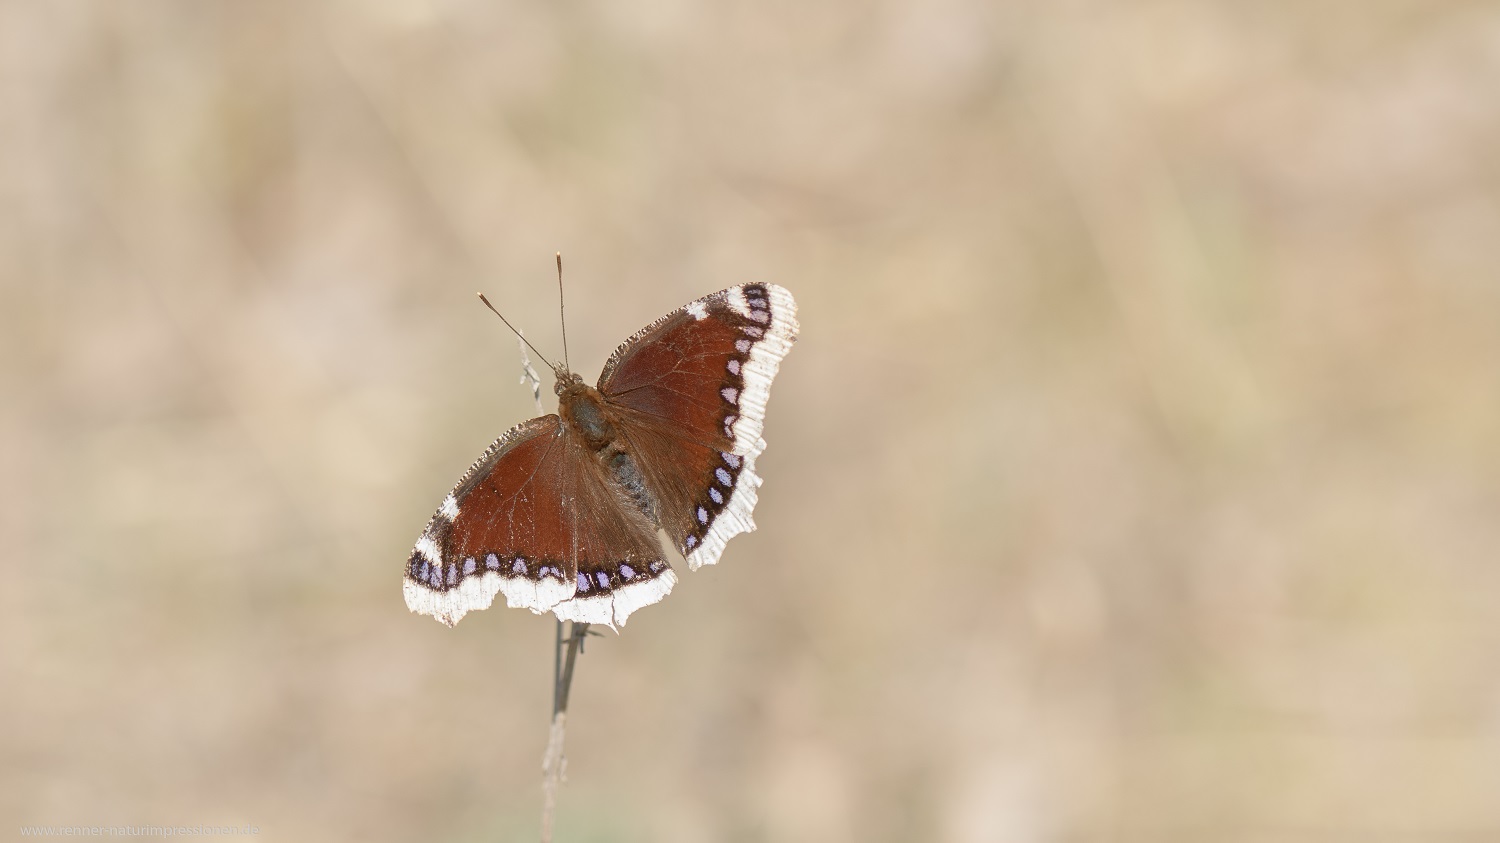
556 252 570 372
477 292 560 373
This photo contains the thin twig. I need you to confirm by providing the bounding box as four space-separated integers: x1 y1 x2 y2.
540 622 589 843
550 617 562 716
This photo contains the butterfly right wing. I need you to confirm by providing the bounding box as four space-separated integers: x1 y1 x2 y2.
597 284 798 571
404 415 675 628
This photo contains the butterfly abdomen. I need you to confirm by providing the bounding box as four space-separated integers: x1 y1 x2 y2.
605 449 657 521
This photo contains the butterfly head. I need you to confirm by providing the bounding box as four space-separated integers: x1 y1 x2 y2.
553 369 584 397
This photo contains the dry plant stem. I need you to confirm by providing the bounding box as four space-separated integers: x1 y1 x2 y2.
540 622 588 843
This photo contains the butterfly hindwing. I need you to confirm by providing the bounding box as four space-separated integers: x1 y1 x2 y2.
547 433 677 628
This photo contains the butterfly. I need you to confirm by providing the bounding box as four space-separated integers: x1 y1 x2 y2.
404 283 799 629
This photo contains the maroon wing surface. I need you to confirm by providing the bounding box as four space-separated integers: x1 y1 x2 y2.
598 283 798 570
404 415 674 628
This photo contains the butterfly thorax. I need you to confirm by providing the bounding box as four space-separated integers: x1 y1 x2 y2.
556 375 618 452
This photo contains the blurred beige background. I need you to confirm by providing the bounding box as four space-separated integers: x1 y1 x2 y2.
5 1 1500 841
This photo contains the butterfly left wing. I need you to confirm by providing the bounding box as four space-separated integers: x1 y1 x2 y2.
597 283 798 570
405 415 676 628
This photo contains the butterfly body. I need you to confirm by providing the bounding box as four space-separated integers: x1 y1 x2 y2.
405 283 798 629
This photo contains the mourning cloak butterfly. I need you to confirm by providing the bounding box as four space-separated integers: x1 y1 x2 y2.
405 283 799 628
